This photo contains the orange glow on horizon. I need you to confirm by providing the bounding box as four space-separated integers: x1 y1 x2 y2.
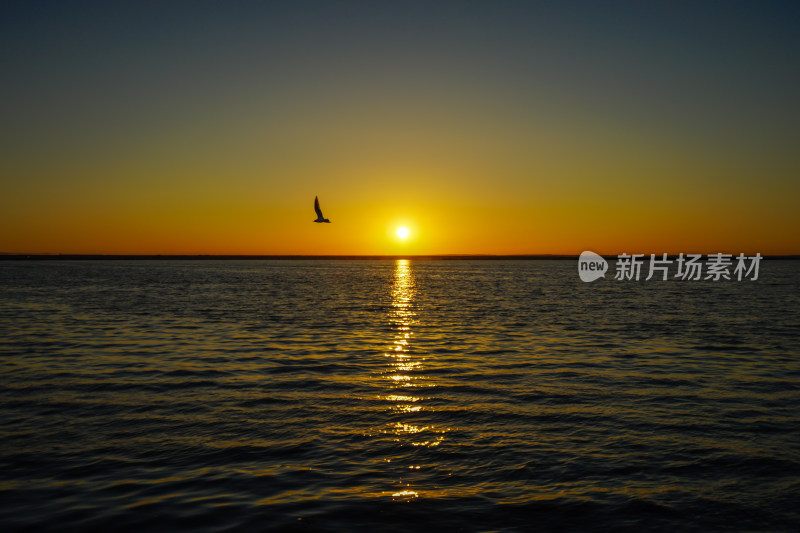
2 189 796 256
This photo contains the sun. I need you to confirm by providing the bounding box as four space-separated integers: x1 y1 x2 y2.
396 227 409 239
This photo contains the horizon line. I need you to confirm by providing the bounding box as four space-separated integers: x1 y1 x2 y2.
2 253 798 261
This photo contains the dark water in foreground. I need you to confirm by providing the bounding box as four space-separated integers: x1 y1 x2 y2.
1 260 799 531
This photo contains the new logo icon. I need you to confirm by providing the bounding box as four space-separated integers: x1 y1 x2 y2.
578 251 608 282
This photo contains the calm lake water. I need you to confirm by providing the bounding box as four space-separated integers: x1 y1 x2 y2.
1 259 799 531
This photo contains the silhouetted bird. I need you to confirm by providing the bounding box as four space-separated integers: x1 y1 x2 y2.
314 196 330 223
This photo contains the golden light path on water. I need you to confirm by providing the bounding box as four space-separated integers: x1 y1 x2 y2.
381 259 446 501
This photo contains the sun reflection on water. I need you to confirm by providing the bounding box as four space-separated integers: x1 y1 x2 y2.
377 259 448 501
385 259 419 397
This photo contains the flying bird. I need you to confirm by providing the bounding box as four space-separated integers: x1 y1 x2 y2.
314 196 331 223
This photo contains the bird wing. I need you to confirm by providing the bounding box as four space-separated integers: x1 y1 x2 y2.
314 196 324 218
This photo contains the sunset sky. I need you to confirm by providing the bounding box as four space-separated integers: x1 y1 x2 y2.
1 1 798 255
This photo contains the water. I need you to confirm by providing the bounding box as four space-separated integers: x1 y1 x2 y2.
1 259 799 531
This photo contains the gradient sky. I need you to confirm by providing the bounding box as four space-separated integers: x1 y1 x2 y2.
1 1 798 255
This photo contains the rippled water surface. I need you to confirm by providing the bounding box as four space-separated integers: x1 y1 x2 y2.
1 259 799 531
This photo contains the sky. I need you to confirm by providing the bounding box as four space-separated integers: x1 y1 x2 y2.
1 1 798 255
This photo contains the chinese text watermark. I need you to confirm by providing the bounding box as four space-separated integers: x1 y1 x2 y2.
579 252 762 282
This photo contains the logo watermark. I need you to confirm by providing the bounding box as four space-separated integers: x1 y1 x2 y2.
579 252 762 282
578 251 609 282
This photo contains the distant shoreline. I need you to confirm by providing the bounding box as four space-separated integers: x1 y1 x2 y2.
0 254 579 261
1 254 798 261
